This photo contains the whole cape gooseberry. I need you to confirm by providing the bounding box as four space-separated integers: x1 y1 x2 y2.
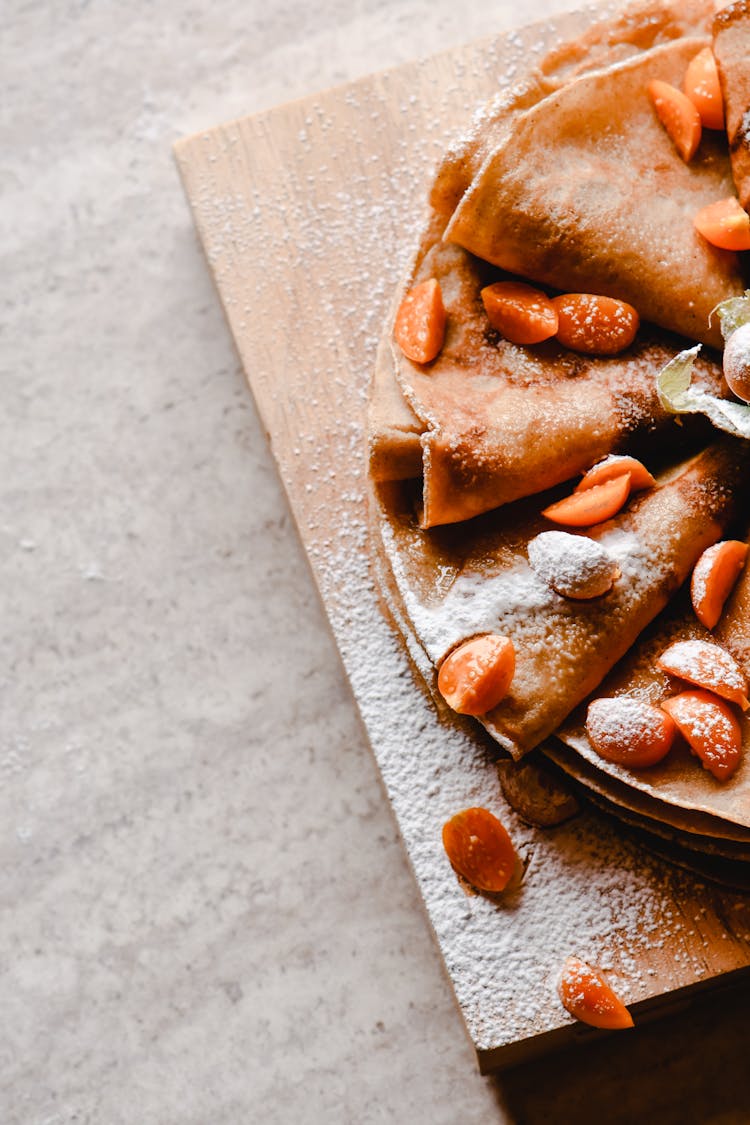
723 322 750 402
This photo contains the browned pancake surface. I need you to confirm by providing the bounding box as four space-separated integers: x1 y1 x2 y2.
714 1 750 211
558 538 750 829
374 441 750 758
445 37 745 349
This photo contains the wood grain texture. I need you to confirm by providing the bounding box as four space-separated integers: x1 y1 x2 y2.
174 4 750 1070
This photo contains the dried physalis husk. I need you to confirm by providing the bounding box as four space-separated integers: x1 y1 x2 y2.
498 757 580 827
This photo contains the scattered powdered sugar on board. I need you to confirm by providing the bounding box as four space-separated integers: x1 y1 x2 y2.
318 498 748 1048
176 2 750 1064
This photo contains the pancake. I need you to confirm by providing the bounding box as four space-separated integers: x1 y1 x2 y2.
574 781 750 891
431 0 718 216
375 225 728 531
713 1 750 210
445 36 746 350
374 209 725 526
370 4 730 528
558 538 750 830
545 738 750 849
368 0 750 873
369 333 423 483
373 439 750 759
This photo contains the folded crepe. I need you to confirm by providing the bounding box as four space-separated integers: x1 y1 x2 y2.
713 0 750 210
558 540 750 830
370 6 732 528
432 0 718 216
445 35 747 350
372 438 750 759
373 206 726 526
369 333 424 483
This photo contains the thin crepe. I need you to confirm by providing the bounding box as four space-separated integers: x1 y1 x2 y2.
445 36 746 349
713 0 750 211
432 0 718 216
558 551 750 830
370 9 729 528
376 207 725 527
372 439 750 759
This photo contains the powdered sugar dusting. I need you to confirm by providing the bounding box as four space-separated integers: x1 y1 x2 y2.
178 3 750 1063
587 695 671 760
528 530 619 599
658 638 748 700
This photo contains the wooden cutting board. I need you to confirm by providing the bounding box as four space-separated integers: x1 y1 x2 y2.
174 5 750 1072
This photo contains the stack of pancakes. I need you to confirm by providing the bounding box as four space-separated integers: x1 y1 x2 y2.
368 0 750 887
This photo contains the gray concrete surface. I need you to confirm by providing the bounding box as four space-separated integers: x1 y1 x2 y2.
6 1 750 1123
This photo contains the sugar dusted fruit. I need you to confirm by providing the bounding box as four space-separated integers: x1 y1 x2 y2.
528 531 619 600
558 956 634 1030
657 639 749 710
442 807 517 893
661 690 743 781
691 540 748 628
586 697 676 769
437 634 515 716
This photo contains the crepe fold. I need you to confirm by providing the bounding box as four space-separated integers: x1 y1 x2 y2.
557 514 750 830
445 36 746 350
370 12 732 529
431 0 718 217
713 0 750 211
372 206 727 527
373 438 750 760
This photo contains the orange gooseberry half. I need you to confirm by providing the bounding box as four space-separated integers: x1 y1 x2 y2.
437 634 515 716
691 540 748 629
575 455 655 494
657 639 749 710
648 79 702 162
558 957 634 1030
542 473 631 528
552 294 639 355
586 696 676 768
442 807 517 893
684 47 725 131
661 689 743 781
394 278 446 364
694 198 750 252
481 280 559 345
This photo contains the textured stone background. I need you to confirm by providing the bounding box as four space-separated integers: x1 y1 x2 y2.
4 1 750 1122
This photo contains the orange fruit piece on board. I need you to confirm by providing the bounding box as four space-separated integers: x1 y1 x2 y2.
691 540 748 629
551 294 639 355
661 690 743 781
394 278 446 364
648 79 702 162
480 280 558 345
558 957 634 1030
437 634 515 716
575 454 655 494
684 47 725 131
586 697 676 768
694 198 750 252
442 807 517 893
657 639 749 710
542 473 631 528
